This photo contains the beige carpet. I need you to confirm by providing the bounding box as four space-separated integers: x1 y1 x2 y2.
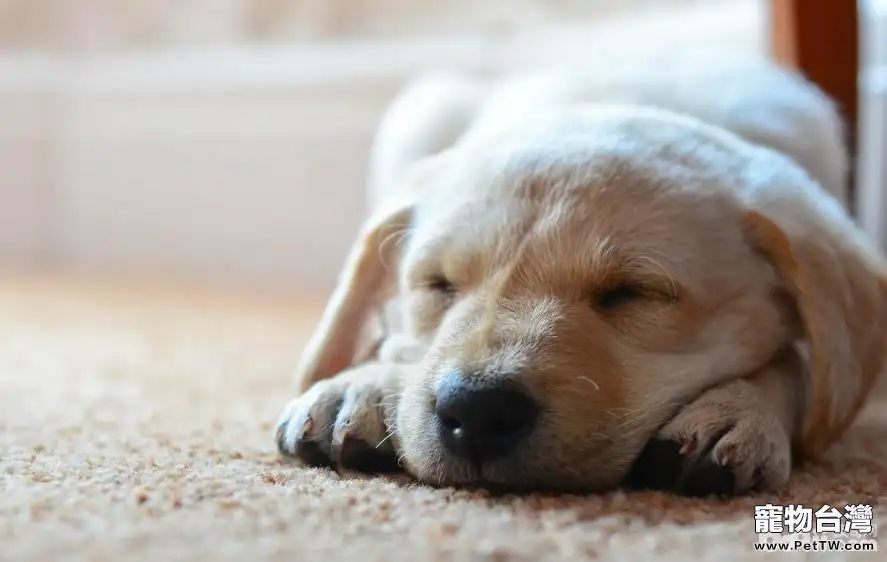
3 275 887 561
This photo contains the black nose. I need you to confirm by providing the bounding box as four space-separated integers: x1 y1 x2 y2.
434 371 538 463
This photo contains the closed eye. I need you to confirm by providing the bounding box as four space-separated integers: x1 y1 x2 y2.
423 275 456 295
593 283 646 310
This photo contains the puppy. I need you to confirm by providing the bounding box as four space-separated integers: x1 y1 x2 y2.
276 53 887 496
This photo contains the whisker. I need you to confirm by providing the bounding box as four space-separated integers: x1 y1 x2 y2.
603 408 628 420
577 376 600 390
378 229 410 271
637 252 679 301
375 429 397 449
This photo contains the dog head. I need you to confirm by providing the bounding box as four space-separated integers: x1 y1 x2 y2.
297 105 887 491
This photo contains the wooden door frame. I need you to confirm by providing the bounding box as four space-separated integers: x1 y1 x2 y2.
769 0 860 211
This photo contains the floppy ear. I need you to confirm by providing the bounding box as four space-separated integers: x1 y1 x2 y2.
295 198 414 392
742 178 887 459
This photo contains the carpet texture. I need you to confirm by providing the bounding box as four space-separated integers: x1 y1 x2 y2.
3 275 886 561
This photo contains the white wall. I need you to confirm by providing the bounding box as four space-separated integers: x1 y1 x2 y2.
0 60 54 266
0 1 773 292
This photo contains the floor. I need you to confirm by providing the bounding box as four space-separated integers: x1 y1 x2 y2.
3 275 886 561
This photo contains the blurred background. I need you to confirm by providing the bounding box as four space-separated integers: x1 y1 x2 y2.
0 0 884 297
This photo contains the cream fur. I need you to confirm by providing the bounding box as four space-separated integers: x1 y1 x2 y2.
278 53 887 496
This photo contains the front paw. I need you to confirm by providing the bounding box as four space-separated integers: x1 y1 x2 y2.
275 365 401 474
626 380 791 497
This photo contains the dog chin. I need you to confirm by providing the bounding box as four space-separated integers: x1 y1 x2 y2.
403 454 521 492
412 460 623 495
400 436 623 494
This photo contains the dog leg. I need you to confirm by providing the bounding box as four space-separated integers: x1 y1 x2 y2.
626 347 804 496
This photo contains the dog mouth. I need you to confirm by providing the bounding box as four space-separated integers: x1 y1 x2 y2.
411 435 615 494
419 459 536 494
409 401 677 494
401 369 684 494
417 457 621 495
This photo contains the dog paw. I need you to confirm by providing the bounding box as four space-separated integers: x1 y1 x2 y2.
275 365 401 474
625 379 791 497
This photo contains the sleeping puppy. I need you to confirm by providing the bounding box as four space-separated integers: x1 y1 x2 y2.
276 53 887 496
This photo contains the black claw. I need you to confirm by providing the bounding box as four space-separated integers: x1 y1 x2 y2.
338 438 401 474
624 436 737 498
275 421 290 456
275 416 332 468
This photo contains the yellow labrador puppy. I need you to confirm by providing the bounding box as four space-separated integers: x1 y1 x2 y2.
276 53 887 496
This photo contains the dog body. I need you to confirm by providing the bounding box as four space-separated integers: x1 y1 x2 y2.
277 54 887 496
